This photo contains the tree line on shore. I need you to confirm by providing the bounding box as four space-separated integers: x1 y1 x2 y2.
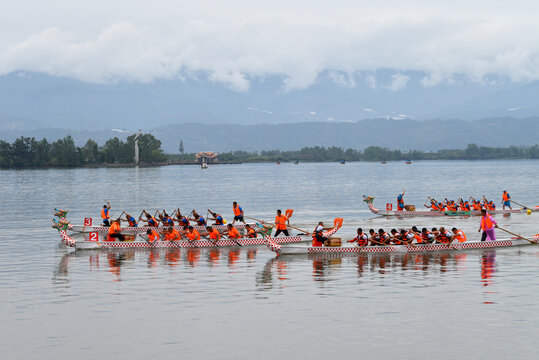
2 135 539 169
0 134 166 168
170 144 539 163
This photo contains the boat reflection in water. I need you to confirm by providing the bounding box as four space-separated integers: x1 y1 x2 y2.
54 247 259 282
258 250 502 288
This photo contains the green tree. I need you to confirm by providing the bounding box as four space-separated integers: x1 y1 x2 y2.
50 135 80 166
81 139 100 164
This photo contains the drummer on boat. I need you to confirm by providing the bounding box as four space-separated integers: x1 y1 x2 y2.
312 222 329 247
107 219 124 241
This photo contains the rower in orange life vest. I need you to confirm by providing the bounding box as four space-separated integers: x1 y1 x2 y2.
479 209 497 241
378 228 391 245
224 224 242 239
502 190 512 210
157 210 174 227
348 228 369 246
390 229 402 244
121 212 138 227
146 228 160 242
101 201 111 226
436 227 452 243
208 209 225 225
312 222 329 247
140 210 159 227
185 226 201 241
451 227 467 243
397 191 405 211
205 226 221 244
421 228 435 243
164 227 181 241
190 210 207 226
232 202 245 225
274 209 290 237
245 224 257 238
107 219 124 241
175 209 190 227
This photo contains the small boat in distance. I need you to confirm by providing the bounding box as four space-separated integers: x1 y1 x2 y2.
380 161 387 164
340 160 346 164
405 160 412 164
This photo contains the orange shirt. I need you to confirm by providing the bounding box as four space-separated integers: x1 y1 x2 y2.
209 229 221 240
275 215 288 230
186 229 201 241
228 227 241 239
108 222 120 235
148 230 160 242
247 228 256 238
165 229 181 241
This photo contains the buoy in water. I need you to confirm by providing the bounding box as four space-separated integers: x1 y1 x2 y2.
527 209 532 215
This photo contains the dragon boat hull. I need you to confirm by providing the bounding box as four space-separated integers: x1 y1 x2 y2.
363 195 536 217
266 236 539 255
68 223 253 234
58 230 310 250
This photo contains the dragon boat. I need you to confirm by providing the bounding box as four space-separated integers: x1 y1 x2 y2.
266 235 539 255
363 195 536 217
52 209 258 234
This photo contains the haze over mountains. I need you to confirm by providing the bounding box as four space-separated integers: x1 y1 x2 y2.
1 71 538 153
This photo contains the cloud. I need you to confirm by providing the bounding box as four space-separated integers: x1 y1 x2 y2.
385 73 410 91
2 1 539 91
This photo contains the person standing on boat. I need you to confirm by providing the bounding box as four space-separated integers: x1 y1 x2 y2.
479 209 498 241
232 202 245 225
101 201 111 226
397 191 405 211
502 190 512 210
274 209 290 237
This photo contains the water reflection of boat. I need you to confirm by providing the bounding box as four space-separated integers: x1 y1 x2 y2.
54 247 259 281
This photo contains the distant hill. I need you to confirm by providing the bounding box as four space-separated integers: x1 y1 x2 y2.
1 117 537 153
2 71 539 131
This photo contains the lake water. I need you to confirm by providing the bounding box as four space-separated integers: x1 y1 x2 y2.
1 160 539 360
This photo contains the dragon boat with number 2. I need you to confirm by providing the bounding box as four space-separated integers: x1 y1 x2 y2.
265 235 539 255
363 195 536 217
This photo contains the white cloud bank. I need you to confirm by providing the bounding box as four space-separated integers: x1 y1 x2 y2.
1 0 539 91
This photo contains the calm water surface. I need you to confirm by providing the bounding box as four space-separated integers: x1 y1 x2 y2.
1 160 539 360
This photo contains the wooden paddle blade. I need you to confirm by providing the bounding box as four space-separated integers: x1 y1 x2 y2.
285 209 293 218
334 218 343 228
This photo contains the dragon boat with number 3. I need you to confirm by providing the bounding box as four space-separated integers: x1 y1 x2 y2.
51 209 255 234
363 195 537 217
265 235 539 255
52 209 342 250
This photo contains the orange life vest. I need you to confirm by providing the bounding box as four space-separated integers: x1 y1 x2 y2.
108 222 120 235
228 227 241 239
247 228 256 238
101 208 110 220
481 215 495 230
165 229 181 241
148 230 160 242
233 205 242 216
275 215 287 230
503 193 509 202
209 229 221 240
454 229 467 243
186 229 200 240
437 231 451 243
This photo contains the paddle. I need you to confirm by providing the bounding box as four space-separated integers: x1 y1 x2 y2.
511 200 529 209
224 235 242 246
137 209 145 223
115 211 125 222
496 226 537 244
285 209 293 225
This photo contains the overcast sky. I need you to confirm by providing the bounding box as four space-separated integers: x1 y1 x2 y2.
1 0 539 91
